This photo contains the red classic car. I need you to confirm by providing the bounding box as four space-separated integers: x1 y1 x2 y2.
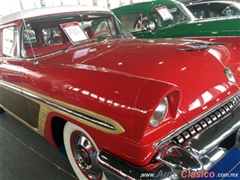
0 5 240 180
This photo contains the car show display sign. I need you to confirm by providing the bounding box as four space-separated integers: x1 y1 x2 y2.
60 21 88 43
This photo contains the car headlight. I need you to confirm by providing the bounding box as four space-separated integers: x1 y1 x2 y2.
149 97 168 127
224 68 236 84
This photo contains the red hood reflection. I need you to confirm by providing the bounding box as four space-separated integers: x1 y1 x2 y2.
48 38 238 122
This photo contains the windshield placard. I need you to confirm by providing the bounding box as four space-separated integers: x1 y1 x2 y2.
60 21 88 43
156 6 173 21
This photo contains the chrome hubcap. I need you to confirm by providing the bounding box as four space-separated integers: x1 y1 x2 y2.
71 132 102 179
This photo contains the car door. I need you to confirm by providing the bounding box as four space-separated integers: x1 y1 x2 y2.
0 25 39 128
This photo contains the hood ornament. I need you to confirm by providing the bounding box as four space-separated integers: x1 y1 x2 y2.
177 42 231 51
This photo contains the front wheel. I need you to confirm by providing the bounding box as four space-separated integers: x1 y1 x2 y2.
63 122 106 180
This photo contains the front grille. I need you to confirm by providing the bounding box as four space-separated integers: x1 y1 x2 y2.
174 93 240 144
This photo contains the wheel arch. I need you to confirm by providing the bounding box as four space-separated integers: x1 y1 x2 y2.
44 112 72 151
44 111 103 153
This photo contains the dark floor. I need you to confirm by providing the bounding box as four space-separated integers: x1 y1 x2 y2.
0 112 78 180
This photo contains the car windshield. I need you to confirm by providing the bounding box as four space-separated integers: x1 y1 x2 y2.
150 2 193 28
21 12 132 57
222 4 240 16
187 3 240 18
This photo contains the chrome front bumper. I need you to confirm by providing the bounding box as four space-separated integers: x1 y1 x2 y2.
97 93 240 180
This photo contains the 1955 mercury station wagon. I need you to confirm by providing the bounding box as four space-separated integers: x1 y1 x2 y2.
0 5 240 180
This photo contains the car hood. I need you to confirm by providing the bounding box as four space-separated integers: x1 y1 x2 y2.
54 38 236 123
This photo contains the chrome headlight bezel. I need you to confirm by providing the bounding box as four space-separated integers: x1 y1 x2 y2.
149 97 168 127
224 68 236 84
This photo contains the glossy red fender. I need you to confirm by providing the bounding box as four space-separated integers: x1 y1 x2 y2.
134 79 181 139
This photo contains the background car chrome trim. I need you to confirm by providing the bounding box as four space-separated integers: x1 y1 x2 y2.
0 81 125 134
153 92 240 149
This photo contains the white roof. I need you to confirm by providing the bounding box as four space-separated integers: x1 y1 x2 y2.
1 5 111 25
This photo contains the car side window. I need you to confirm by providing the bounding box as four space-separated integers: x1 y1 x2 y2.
42 27 62 45
23 30 37 45
121 13 149 32
3 26 17 57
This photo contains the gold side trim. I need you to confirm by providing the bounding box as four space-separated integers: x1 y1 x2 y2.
0 81 125 136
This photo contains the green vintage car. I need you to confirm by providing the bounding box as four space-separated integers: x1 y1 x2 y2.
112 0 240 48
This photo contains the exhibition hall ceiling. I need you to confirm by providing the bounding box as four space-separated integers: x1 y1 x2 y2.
0 0 238 16
0 0 197 16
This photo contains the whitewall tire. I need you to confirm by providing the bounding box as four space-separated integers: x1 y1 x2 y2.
63 122 106 180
